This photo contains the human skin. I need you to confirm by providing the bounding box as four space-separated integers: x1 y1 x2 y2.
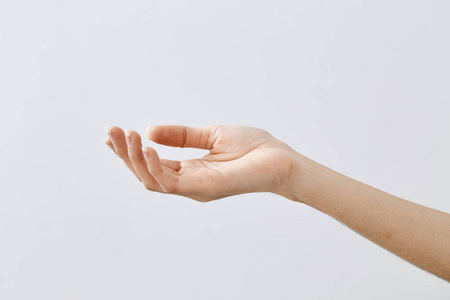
103 124 450 282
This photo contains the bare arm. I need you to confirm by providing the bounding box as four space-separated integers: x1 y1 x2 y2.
281 153 450 282
104 124 450 281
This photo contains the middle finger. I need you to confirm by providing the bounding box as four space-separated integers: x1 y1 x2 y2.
106 126 141 181
126 130 164 192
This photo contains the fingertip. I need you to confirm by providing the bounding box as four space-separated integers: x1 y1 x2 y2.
144 147 165 178
141 147 149 161
145 126 153 140
103 137 116 152
145 147 161 162
108 126 125 137
146 146 156 155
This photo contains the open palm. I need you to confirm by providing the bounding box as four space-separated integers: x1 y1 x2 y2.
104 124 298 202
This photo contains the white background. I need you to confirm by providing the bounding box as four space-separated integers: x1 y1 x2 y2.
1 0 449 299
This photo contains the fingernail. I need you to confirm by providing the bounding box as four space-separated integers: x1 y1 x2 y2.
142 147 149 161
105 127 114 142
102 137 109 144
125 130 131 144
145 126 153 140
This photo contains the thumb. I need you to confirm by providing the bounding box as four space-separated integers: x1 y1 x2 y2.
144 125 217 149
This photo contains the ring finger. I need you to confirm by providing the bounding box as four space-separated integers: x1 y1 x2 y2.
105 126 141 181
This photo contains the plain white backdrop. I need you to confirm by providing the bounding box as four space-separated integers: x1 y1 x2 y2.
1 0 449 299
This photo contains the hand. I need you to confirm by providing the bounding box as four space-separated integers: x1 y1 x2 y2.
103 125 300 202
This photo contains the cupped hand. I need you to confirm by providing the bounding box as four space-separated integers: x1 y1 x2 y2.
103 125 299 202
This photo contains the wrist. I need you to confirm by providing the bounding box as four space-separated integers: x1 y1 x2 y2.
274 149 308 202
276 149 338 206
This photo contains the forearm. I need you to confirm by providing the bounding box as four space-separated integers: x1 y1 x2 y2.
283 152 450 282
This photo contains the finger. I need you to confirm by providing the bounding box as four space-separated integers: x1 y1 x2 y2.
106 126 129 158
143 147 179 194
103 137 117 154
125 130 164 192
105 126 141 182
160 159 181 172
144 125 218 150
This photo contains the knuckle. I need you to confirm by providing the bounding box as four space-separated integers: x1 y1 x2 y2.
195 196 208 203
143 183 153 191
136 155 146 163
128 153 144 163
208 124 223 132
117 151 129 159
198 196 212 203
